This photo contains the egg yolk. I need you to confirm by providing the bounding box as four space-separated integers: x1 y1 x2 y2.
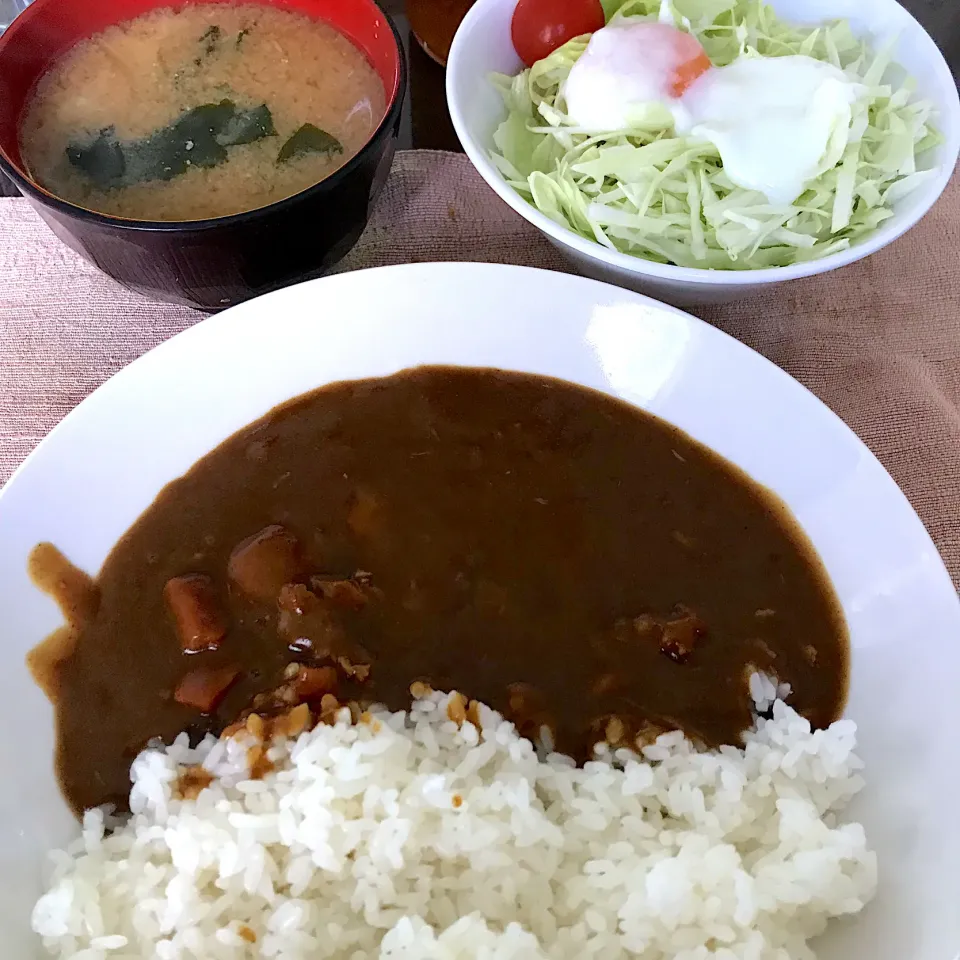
666 28 712 97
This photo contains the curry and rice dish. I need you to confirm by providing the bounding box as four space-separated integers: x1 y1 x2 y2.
28 368 875 958
18 4 386 221
30 367 847 814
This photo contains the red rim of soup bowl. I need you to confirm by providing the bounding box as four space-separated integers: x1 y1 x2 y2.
0 0 406 230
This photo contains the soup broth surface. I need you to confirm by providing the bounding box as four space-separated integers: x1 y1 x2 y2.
19 3 386 220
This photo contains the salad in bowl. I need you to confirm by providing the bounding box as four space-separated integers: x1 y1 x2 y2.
491 0 943 269
447 0 959 300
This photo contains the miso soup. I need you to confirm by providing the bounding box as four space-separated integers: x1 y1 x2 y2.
19 4 387 221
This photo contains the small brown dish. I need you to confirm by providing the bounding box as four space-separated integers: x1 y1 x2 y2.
0 0 406 311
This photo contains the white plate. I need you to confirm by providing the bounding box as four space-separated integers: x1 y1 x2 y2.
0 263 956 959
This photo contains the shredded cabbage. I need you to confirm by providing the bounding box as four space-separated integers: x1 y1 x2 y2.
489 0 941 270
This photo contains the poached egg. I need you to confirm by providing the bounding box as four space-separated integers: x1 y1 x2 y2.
562 21 864 205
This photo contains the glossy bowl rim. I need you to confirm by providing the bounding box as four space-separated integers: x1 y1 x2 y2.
445 0 960 288
0 0 407 232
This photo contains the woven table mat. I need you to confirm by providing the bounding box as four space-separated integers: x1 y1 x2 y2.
1 149 958 584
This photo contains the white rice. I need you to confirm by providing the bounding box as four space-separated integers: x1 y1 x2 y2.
32 690 876 959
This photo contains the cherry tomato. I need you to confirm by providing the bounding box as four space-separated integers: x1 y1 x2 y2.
511 0 606 68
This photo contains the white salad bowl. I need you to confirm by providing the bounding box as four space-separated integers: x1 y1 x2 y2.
446 0 960 306
0 263 958 958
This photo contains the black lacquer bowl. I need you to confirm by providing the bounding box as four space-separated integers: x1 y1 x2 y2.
0 0 406 311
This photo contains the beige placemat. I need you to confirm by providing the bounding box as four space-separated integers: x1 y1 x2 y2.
1 149 958 585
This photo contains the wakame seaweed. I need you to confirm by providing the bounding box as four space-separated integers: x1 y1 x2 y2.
65 100 276 189
199 24 222 54
276 124 343 164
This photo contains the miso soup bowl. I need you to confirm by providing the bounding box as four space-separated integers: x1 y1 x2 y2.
0 0 406 311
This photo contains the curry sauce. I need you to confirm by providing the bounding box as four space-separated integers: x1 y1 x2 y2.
29 367 848 815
